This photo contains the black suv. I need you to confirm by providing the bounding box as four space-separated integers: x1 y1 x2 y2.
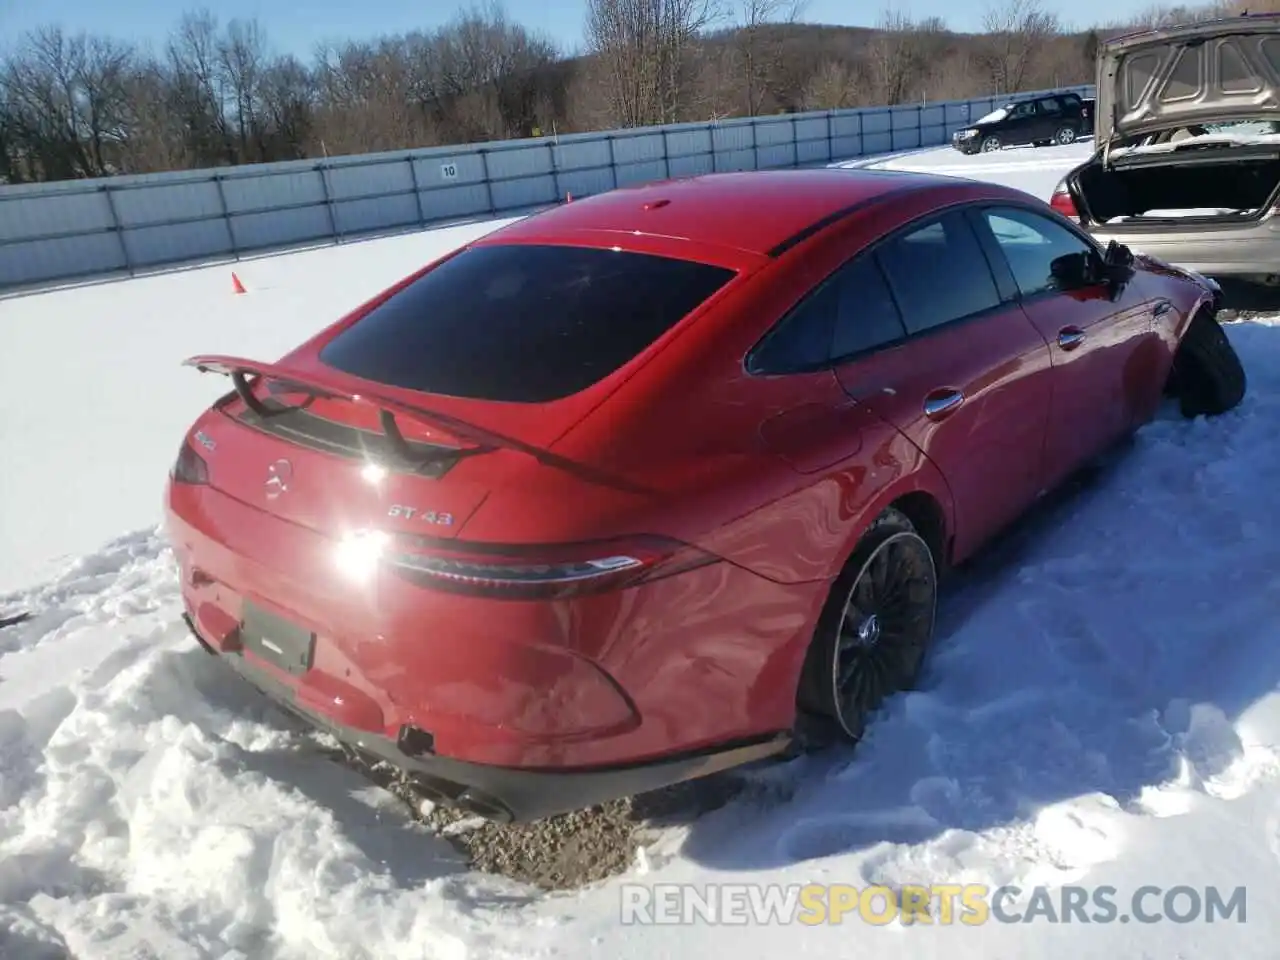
951 92 1093 155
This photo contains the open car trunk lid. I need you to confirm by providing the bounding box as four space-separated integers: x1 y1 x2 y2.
1097 13 1280 149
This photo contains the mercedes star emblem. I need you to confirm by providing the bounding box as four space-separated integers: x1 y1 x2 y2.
264 459 293 499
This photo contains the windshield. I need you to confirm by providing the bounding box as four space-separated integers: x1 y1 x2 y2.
975 107 1010 125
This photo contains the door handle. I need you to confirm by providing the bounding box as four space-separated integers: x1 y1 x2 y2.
1058 327 1086 350
923 389 965 420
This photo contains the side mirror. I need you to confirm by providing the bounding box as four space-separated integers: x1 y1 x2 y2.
1101 239 1135 296
1049 251 1094 290
1103 239 1134 271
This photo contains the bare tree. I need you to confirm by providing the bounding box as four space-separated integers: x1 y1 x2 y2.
0 89 19 182
931 49 984 100
1080 28 1100 76
218 18 269 160
867 9 929 105
0 28 137 179
977 0 1060 94
70 35 134 173
307 4 564 153
586 0 726 126
1119 1 1235 29
735 0 805 115
312 38 428 153
801 58 860 110
167 10 232 164
257 55 314 159
114 62 195 171
564 54 618 130
433 3 562 139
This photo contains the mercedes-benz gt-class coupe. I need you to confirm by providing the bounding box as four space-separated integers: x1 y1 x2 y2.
167 168 1245 822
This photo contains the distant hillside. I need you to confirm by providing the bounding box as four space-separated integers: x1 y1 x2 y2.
0 0 1263 184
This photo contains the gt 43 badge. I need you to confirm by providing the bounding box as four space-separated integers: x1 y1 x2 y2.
387 504 454 526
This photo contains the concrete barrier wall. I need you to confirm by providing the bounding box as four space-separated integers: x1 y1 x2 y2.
0 85 1094 291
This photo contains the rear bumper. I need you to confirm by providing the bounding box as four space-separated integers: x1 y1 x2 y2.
183 611 788 821
166 477 818 817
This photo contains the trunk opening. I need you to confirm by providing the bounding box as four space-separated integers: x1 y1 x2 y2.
1076 149 1280 227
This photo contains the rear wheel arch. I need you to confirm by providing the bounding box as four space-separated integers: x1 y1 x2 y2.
1181 293 1218 338
776 466 952 742
885 490 950 573
1167 299 1247 417
837 466 955 579
793 502 941 743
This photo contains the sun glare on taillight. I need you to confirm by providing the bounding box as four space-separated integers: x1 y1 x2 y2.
1050 179 1079 222
384 534 720 599
171 438 209 485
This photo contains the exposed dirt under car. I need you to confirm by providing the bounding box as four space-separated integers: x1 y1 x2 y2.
319 739 789 890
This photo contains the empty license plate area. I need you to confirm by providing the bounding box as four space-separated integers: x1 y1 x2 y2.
240 601 315 676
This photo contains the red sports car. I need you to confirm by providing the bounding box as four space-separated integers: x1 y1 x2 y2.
167 168 1246 822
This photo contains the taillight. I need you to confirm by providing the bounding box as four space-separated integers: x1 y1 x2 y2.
383 534 720 599
171 438 209 485
1050 180 1079 222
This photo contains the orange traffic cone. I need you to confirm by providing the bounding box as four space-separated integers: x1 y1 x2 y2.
231 272 247 295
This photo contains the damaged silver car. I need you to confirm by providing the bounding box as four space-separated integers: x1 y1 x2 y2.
1052 14 1280 309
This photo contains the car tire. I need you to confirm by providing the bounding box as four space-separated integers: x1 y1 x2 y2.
1171 308 1247 417
980 135 1001 153
1055 125 1077 145
795 508 938 743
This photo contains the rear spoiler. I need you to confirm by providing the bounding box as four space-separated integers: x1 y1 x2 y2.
184 354 655 496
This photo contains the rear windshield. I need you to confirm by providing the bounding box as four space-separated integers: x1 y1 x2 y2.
318 243 736 403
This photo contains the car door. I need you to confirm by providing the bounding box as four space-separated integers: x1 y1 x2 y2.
829 210 1055 562
970 205 1158 490
1058 93 1084 130
1034 97 1064 140
1003 100 1039 145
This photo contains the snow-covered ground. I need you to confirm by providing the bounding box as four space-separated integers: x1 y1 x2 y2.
4 141 1280 959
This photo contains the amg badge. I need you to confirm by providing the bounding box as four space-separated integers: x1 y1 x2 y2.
388 504 454 525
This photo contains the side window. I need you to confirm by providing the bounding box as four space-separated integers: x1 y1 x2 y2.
831 256 907 359
1039 97 1062 115
1011 101 1034 119
981 206 1096 298
747 279 838 373
876 212 1002 334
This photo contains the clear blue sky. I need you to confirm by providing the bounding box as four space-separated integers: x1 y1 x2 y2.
1 0 1145 60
